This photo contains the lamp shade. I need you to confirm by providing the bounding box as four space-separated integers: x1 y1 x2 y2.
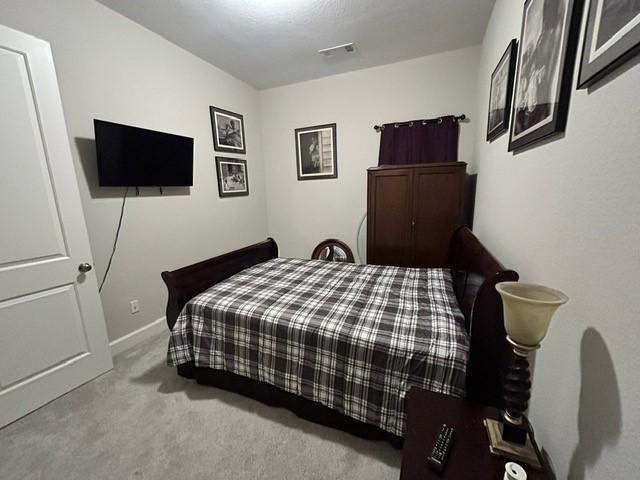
495 282 568 347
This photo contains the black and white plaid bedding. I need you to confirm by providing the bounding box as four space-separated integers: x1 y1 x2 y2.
168 258 469 436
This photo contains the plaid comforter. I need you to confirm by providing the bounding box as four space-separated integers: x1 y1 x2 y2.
168 258 469 436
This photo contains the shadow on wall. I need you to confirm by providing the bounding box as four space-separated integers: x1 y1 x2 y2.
464 173 477 229
74 137 191 199
587 54 640 94
568 327 622 480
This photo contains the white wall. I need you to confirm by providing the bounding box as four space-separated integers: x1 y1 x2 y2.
0 0 268 342
260 46 480 260
471 1 640 478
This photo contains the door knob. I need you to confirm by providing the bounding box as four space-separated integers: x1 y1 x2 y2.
78 263 93 273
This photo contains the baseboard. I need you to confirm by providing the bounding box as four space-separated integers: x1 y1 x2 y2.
109 316 167 357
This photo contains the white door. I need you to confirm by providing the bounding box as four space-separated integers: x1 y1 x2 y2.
0 24 112 427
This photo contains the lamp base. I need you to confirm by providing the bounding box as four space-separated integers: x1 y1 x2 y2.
484 418 541 469
502 419 529 444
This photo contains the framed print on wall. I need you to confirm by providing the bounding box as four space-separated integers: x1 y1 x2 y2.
487 39 518 142
295 123 337 180
508 0 584 151
578 0 640 88
210 106 246 154
215 157 249 197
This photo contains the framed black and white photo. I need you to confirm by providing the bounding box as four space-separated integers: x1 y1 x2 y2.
210 106 246 154
487 39 518 142
215 157 249 197
509 0 583 151
295 124 337 181
578 0 640 88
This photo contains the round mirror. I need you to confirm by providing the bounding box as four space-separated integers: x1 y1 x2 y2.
311 239 355 263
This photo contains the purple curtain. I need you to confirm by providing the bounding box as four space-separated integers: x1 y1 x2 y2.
377 115 459 166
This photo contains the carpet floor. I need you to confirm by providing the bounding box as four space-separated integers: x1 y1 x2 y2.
0 333 402 480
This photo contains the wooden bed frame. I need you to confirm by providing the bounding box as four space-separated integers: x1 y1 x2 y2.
161 227 518 445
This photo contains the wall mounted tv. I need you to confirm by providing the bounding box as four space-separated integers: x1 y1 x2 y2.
94 119 194 187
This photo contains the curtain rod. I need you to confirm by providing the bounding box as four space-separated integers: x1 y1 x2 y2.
373 114 466 132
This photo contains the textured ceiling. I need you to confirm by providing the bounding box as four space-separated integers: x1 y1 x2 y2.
97 0 496 89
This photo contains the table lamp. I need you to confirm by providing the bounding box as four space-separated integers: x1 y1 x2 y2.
484 282 569 467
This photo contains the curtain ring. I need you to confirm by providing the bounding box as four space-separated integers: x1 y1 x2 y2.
409 121 414 127
394 123 399 128
380 125 385 131
437 117 443 124
422 120 427 126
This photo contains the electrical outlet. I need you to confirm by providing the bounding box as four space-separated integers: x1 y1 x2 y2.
130 300 140 314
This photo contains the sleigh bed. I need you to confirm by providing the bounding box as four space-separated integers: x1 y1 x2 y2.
161 226 517 446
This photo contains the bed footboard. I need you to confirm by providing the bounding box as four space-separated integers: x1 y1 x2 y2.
448 227 519 409
161 238 278 330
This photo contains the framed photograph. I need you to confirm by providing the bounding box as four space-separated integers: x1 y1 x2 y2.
215 157 249 197
509 0 584 151
578 0 640 88
210 106 246 154
295 123 337 181
487 39 518 142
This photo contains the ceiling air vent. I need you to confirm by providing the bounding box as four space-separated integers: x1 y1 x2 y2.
318 43 355 57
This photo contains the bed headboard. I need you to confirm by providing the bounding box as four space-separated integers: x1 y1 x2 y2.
161 238 278 330
448 226 519 409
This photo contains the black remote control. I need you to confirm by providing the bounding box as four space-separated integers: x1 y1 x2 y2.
427 424 455 474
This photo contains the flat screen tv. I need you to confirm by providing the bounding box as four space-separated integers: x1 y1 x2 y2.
94 119 194 186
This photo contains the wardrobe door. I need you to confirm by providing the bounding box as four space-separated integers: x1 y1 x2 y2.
412 166 465 267
367 169 413 266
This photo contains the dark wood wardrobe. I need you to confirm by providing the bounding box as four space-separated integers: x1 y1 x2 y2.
367 162 466 267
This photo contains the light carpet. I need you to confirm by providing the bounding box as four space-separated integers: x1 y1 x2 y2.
0 333 401 479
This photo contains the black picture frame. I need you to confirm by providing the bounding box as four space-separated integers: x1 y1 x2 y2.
210 106 246 154
578 0 640 88
295 123 338 181
487 39 518 142
508 0 584 152
215 157 249 197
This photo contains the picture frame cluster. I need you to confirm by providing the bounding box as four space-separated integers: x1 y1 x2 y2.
486 0 640 151
210 107 339 195
210 106 249 197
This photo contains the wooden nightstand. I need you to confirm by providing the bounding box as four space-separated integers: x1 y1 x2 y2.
400 388 553 480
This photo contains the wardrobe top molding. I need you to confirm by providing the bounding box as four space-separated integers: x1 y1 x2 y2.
367 162 467 171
